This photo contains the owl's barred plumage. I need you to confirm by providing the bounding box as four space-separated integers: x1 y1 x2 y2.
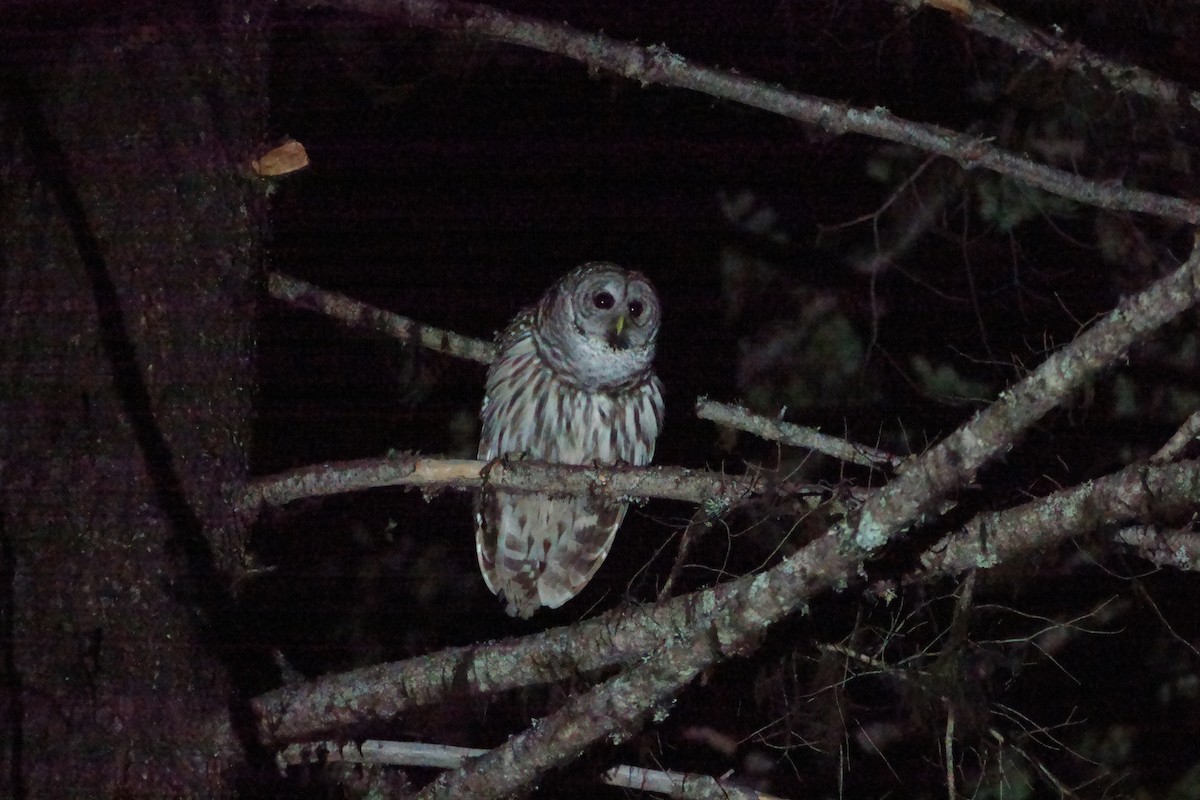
475 263 664 617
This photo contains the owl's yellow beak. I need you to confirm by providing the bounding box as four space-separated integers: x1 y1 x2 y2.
607 314 629 349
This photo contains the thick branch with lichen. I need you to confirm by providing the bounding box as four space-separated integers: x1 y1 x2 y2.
839 237 1200 561
914 460 1200 578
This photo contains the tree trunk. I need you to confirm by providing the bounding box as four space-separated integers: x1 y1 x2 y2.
1 5 270 796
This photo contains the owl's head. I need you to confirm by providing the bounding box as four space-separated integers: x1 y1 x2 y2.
534 262 661 390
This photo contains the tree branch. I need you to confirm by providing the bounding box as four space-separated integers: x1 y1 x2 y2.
911 460 1200 579
888 0 1200 114
238 455 788 514
278 739 785 800
1113 525 1200 571
695 397 902 469
314 0 1200 223
250 586 741 745
840 235 1200 561
250 456 1200 751
267 271 497 364
1151 407 1200 463
413 606 730 800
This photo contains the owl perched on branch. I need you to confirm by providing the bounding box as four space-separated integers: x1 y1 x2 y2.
476 263 665 617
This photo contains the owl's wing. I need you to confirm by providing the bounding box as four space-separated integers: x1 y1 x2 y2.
477 490 625 618
536 499 626 611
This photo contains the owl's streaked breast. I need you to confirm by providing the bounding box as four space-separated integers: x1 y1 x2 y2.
479 325 664 466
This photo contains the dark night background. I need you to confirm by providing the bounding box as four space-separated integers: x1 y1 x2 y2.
6 0 1200 796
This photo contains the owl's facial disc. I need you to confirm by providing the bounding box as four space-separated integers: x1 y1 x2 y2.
533 263 661 390
573 271 659 352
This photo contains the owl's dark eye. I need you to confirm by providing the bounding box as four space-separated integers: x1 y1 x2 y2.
593 291 615 310
628 300 645 319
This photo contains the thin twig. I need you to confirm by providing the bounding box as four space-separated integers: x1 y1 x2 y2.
320 0 1200 224
1126 572 1200 659
696 398 903 469
277 739 787 800
849 159 967 276
889 0 1200 114
267 271 498 364
657 506 715 601
816 641 925 680
987 727 1075 797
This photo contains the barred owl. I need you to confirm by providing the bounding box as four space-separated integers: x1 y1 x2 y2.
476 263 665 617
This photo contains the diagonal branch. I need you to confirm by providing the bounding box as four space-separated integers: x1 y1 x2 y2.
267 271 497 364
415 616 721 799
1151 407 1200 463
1112 525 1200 572
913 460 1200 579
695 397 902 469
250 583 729 745
888 0 1200 114
314 0 1200 224
839 235 1200 559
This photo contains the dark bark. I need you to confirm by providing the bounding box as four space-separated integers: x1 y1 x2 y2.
1 4 271 796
